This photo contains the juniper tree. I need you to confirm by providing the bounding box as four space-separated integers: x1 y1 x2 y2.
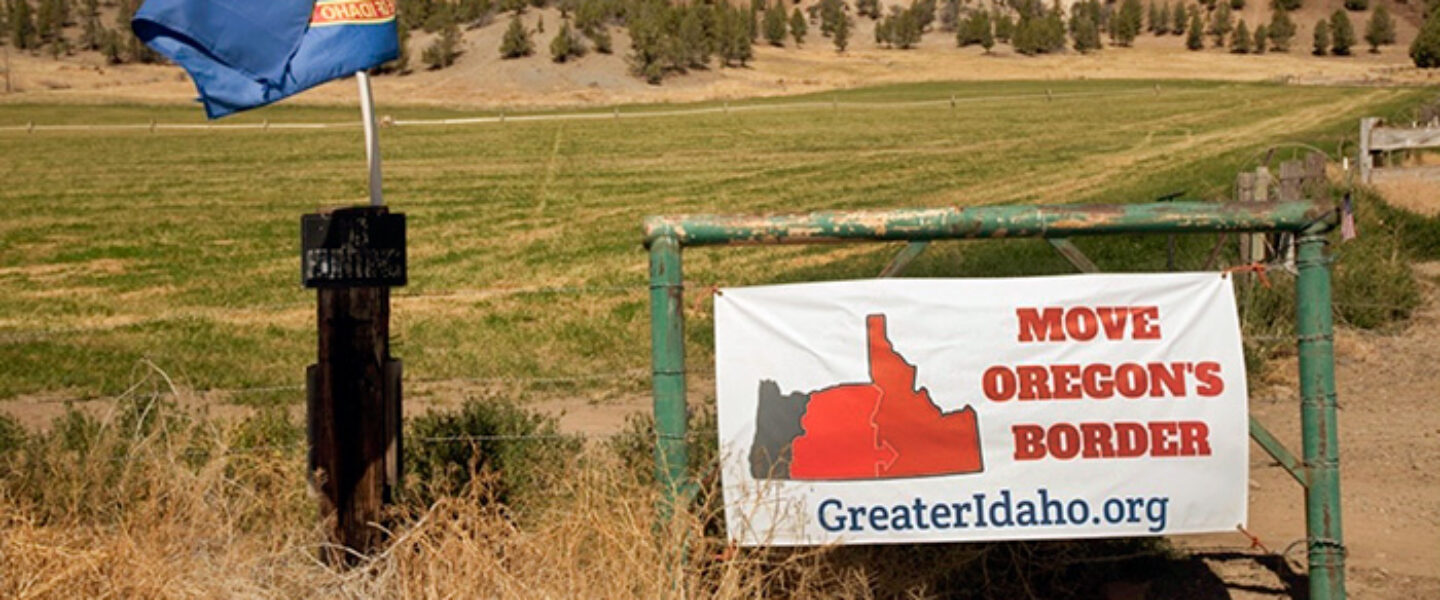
681 7 710 66
1115 0 1143 45
763 0 785 46
1268 8 1295 51
1365 4 1395 52
1313 16 1329 55
1209 3 1232 47
790 7 807 45
875 10 892 45
1270 0 1301 10
423 18 462 67
1330 9 1354 55
718 5 754 65
10 0 35 50
833 10 851 50
1254 23 1267 53
1230 18 1250 52
627 2 664 81
116 0 156 62
978 9 994 51
1229 0 1244 9
1073 14 1101 51
1044 0 1066 52
79 0 99 50
500 13 533 58
1154 1 1170 34
995 10 1014 42
549 19 585 62
37 0 58 44
1186 10 1204 49
100 26 121 63
914 0 938 31
1413 6 1440 67
1013 10 1038 53
456 0 492 26
819 0 844 36
1171 1 1186 35
1343 0 1366 10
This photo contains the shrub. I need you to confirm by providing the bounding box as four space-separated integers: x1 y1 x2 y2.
833 11 851 50
790 7 807 45
1330 9 1355 55
1365 4 1396 52
405 395 581 510
549 19 585 62
1073 14 1101 52
978 10 995 51
1414 7 1440 66
1254 23 1268 53
1115 0 1144 45
1230 0 1245 8
423 19 463 68
499 13 533 58
1343 0 1367 10
1269 8 1296 51
763 0 786 46
1271 0 1302 10
0 413 23 457
1186 11 1205 49
1313 17 1329 55
996 10 1015 41
1172 1 1187 35
1231 18 1251 52
1208 3 1233 47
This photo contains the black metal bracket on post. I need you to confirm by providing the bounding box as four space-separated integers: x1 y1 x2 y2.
301 205 406 563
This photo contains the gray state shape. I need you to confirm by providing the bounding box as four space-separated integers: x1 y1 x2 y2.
749 380 810 480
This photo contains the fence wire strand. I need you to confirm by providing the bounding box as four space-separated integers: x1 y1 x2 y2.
0 86 1194 134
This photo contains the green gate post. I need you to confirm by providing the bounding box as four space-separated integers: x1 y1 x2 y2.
648 236 689 518
1296 230 1345 599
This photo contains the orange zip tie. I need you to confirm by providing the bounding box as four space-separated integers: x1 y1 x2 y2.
1222 263 1271 288
1236 524 1272 554
714 542 738 562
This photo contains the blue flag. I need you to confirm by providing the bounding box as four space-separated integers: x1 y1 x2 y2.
133 0 398 119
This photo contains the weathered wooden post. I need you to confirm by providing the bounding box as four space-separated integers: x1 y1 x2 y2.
302 205 405 563
1359 117 1377 184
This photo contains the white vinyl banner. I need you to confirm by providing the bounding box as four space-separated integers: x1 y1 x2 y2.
715 274 1248 546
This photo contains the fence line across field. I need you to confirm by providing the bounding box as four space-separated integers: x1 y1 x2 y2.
0 85 1182 134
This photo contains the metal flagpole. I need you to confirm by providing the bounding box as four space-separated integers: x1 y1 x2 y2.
356 71 383 206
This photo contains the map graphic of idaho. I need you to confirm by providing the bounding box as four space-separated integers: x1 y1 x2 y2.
748 314 984 480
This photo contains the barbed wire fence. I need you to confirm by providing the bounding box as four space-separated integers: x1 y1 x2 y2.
0 85 1188 135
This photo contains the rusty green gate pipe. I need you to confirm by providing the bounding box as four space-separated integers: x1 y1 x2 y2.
644 201 1329 246
649 236 689 518
1296 230 1345 599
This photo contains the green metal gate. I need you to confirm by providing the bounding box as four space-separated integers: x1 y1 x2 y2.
644 200 1346 599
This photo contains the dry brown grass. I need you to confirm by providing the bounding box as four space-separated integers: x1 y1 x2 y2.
0 381 1165 599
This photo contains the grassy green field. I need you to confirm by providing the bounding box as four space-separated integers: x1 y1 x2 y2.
0 80 1430 407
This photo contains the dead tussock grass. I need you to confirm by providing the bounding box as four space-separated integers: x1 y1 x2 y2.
0 419 856 599
0 368 1176 599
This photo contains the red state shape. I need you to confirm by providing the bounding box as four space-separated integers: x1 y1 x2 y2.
865 314 983 478
788 384 898 479
787 314 983 480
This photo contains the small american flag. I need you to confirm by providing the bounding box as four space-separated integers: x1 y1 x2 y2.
1340 192 1357 241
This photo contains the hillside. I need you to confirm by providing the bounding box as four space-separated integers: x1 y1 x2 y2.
0 0 1433 111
